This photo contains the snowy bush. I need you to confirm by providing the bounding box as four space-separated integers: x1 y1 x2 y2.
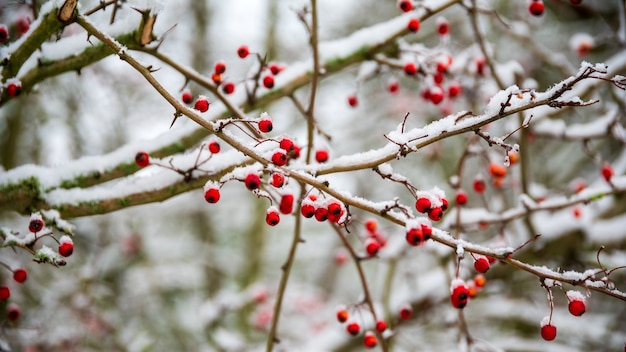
0 0 625 351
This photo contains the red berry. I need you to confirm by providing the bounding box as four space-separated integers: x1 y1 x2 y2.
301 203 316 218
421 223 433 241
375 320 387 333
398 0 413 12
365 239 381 257
406 227 424 246
135 151 150 168
450 281 470 309
327 202 343 217
266 207 280 226
237 45 249 58
570 0 582 4
429 86 444 105
473 177 486 193
59 237 74 257
363 331 378 348
448 83 462 97
7 82 22 97
387 79 400 94
291 144 301 159
214 61 226 74
279 137 295 152
28 218 44 233
404 62 417 76
204 188 220 204
440 197 449 212
365 219 378 233
258 115 273 133
0 24 9 43
221 81 235 95
489 163 507 178
601 163 614 182
436 17 450 36
336 308 349 323
211 73 222 85
194 96 210 112
456 190 468 205
245 173 261 190
399 305 413 320
347 95 358 107
279 194 294 214
271 173 285 188
529 0 545 16
415 197 431 213
269 63 284 75
13 268 27 283
428 207 443 221
568 299 586 316
272 150 288 166
315 149 329 163
0 286 10 300
474 257 490 273
407 18 420 32
346 322 361 336
541 323 557 341
16 17 30 36
181 90 193 104
314 207 328 222
263 75 275 89
7 303 20 321
208 141 221 154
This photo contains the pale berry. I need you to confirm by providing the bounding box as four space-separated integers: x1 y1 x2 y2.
429 86 444 105
237 45 249 58
456 190 468 205
347 95 358 107
279 137 295 152
263 75 275 89
415 197 431 213
271 173 285 188
363 331 378 348
222 81 235 94
450 282 470 309
407 18 420 32
448 83 462 97
258 116 273 133
7 82 21 97
601 163 613 182
404 62 417 76
365 239 381 257
0 286 10 300
135 151 150 168
474 257 490 273
335 249 348 265
568 299 586 316
7 303 20 321
13 268 27 283
529 0 545 16
214 61 226 74
365 219 378 233
541 324 557 341
346 322 360 336
406 227 424 246
387 79 399 94
194 96 210 112
474 274 486 288
265 207 280 226
0 24 8 43
314 207 328 222
399 305 412 320
428 207 443 221
59 235 74 257
245 173 261 190
473 177 486 193
315 149 329 163
301 203 316 218
181 90 193 104
211 73 222 85
375 320 387 333
489 163 507 178
29 218 44 233
398 0 413 12
279 194 294 214
271 150 288 166
208 141 220 154
436 17 450 36
204 188 220 204
336 308 349 323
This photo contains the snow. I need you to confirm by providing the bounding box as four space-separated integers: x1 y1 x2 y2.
566 290 586 302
